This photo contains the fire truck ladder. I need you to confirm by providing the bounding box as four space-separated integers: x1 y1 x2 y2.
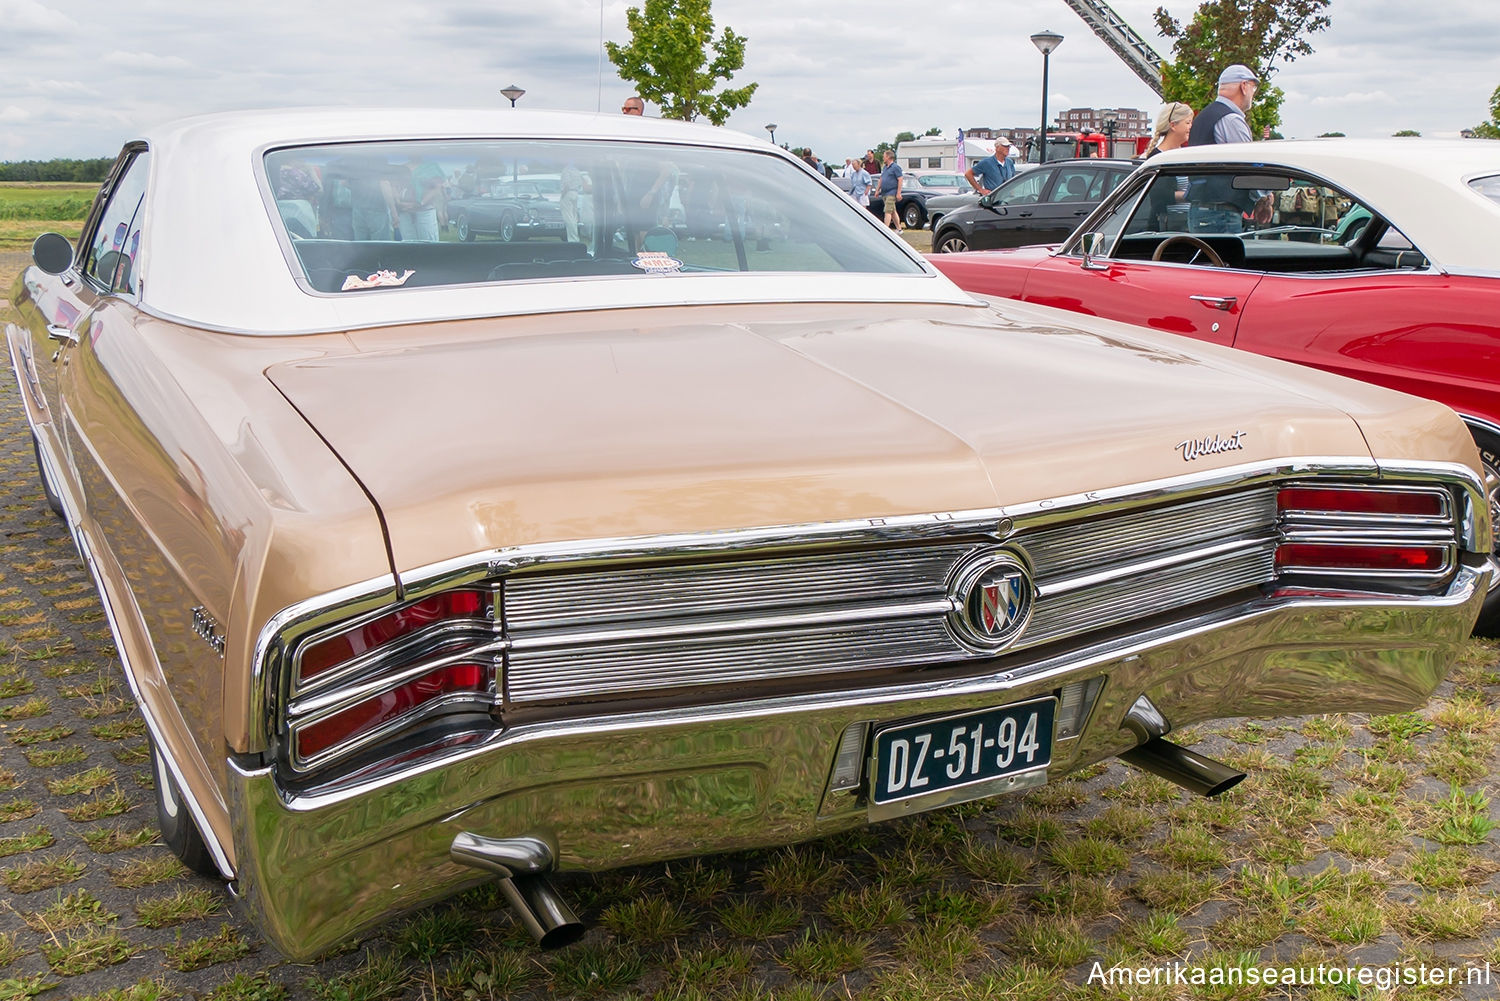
1060 0 1165 97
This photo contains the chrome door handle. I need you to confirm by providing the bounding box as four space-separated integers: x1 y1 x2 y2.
45 324 78 345
1189 295 1237 311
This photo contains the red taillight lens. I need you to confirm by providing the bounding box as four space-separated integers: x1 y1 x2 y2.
1275 543 1447 573
299 590 488 681
295 663 488 760
1277 486 1446 518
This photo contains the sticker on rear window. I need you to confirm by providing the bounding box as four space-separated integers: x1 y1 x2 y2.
631 252 683 274
341 269 416 291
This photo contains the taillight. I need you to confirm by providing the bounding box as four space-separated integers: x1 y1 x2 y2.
1275 543 1447 573
295 663 489 761
1276 486 1447 518
1275 483 1455 585
298 590 489 682
285 588 499 771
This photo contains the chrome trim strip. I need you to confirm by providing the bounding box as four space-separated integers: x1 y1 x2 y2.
507 597 957 652
1037 536 1269 598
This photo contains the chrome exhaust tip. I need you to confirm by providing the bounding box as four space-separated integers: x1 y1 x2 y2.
1119 737 1246 798
1117 695 1245 798
451 832 585 948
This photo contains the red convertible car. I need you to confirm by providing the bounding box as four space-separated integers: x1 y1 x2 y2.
931 139 1500 630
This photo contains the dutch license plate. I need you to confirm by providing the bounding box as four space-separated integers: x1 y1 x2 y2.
870 698 1055 813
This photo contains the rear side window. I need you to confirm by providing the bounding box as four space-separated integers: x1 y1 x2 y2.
1470 174 1500 205
82 151 150 295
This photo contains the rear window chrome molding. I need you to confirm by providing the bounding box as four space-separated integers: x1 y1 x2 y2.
131 277 974 339
246 455 1491 759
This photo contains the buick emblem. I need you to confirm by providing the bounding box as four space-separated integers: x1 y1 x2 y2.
949 550 1035 651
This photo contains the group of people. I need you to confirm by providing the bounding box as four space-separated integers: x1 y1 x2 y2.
838 148 910 231
1142 63 1276 232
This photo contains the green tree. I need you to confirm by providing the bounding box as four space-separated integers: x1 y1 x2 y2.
605 0 757 125
1154 0 1331 136
923 126 942 136
1392 129 1421 137
1317 131 1345 137
894 131 917 145
1473 83 1500 139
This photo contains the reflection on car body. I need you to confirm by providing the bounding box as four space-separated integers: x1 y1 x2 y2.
6 112 1494 960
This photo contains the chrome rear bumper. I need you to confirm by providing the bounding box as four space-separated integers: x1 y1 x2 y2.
228 561 1490 960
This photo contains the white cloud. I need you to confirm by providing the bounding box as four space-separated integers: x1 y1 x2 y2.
103 49 195 72
0 0 75 33
0 106 33 124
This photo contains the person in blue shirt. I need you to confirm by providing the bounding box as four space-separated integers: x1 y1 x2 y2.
965 136 1015 195
876 150 904 231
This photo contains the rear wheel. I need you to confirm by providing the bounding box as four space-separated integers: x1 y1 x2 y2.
149 738 219 877
902 201 925 230
1473 427 1500 636
934 230 969 253
456 213 474 242
32 436 64 519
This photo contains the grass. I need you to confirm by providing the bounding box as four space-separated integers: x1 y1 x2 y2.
40 928 135 976
135 886 223 928
23 889 117 933
2 853 85 893
162 925 252 972
0 184 96 222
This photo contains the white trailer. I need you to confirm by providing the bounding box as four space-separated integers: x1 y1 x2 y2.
895 136 995 174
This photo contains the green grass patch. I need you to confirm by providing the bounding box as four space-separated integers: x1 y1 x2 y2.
163 925 252 972
24 889 116 933
24 745 86 768
110 855 185 888
778 929 870 980
0 827 53 857
135 885 222 929
78 825 157 853
0 185 96 222
599 894 694 943
2 853 84 893
716 897 802 938
40 928 134 976
547 942 645 996
9 724 74 745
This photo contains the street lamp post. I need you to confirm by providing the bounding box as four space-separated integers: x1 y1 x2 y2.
765 123 778 146
501 84 526 108
1030 31 1063 164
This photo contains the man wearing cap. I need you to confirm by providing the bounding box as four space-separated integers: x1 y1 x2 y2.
1186 64 1272 232
1190 64 1258 146
965 137 1015 195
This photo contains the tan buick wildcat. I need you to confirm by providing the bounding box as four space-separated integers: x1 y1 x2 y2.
6 109 1495 958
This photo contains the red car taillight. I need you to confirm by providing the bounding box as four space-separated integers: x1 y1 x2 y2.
1275 483 1455 584
1276 486 1447 519
298 589 489 682
286 589 498 770
1275 542 1448 573
295 662 489 760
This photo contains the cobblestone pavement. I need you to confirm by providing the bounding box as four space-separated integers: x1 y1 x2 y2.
0 255 1498 999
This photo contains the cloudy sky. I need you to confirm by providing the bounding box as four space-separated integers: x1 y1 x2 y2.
1 0 1497 161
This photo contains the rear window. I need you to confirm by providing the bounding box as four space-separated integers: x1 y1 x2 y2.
261 139 922 292
1470 174 1500 205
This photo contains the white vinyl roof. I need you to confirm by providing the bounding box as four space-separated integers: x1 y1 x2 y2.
127 108 968 334
1146 138 1500 274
